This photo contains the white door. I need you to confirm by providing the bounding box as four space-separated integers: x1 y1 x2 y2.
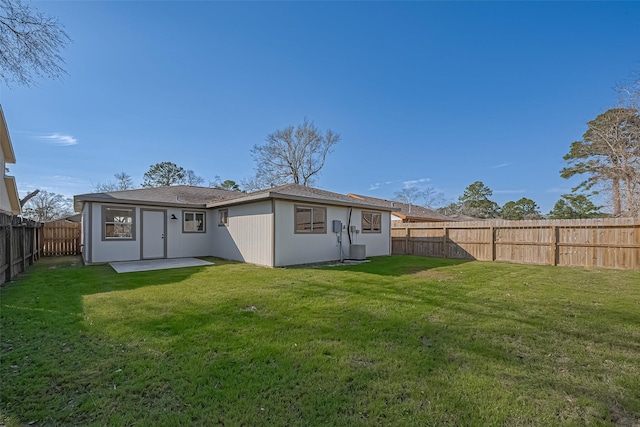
141 209 166 259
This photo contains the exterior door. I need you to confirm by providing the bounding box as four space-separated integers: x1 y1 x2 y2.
141 209 167 259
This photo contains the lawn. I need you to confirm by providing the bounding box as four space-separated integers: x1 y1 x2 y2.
1 256 639 426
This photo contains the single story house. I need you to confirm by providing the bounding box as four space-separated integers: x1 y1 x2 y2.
74 184 393 267
0 106 21 216
347 193 462 223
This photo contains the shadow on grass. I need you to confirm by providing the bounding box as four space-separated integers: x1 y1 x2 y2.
304 255 473 277
1 256 639 425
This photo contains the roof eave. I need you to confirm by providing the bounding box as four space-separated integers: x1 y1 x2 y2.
73 195 207 212
208 191 394 211
4 176 20 214
0 106 16 164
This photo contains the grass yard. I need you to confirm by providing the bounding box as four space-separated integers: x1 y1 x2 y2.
1 256 639 426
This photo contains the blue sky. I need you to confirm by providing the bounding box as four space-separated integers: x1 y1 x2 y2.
2 1 639 213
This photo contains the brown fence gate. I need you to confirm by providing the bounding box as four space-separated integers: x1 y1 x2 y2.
42 219 81 256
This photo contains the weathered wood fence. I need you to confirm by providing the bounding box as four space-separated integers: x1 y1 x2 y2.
42 219 81 256
392 218 640 270
0 213 42 285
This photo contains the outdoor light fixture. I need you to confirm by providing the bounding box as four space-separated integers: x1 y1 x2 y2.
171 214 178 220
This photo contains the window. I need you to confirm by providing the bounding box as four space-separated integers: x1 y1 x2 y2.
103 206 135 240
362 211 382 233
218 209 228 226
183 211 205 233
295 205 326 233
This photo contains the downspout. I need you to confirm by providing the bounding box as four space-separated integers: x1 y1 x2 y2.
347 208 352 245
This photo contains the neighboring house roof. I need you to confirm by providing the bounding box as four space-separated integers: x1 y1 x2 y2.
1 105 20 215
347 193 459 222
74 185 242 211
48 213 82 223
206 184 394 211
0 106 16 164
445 213 478 221
75 183 394 213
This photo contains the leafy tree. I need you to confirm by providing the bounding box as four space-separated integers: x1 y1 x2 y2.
142 162 186 188
21 190 72 222
548 194 603 219
561 108 640 216
437 202 461 216
216 180 241 192
185 170 204 186
0 0 70 87
458 181 500 219
250 119 340 187
94 172 134 192
501 198 542 220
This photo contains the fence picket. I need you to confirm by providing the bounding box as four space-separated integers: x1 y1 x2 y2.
392 218 640 270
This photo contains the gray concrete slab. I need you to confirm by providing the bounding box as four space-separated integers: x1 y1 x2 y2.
110 258 214 273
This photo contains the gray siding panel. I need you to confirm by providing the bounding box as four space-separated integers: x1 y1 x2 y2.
212 201 273 266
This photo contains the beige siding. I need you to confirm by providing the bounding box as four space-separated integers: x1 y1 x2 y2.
274 200 391 266
211 201 273 266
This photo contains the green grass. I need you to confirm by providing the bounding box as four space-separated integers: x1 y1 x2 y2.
1 256 639 426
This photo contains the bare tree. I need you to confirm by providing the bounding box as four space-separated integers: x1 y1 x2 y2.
21 190 72 222
19 188 39 207
422 186 445 209
94 172 134 192
240 175 271 192
185 170 204 186
393 187 423 205
0 0 70 87
251 119 340 187
393 185 444 209
616 72 640 109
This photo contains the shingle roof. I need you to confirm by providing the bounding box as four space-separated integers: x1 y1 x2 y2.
207 184 394 211
347 193 459 222
74 185 242 211
74 183 395 212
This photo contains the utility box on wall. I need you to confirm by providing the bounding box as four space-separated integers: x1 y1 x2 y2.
349 244 366 260
332 220 342 233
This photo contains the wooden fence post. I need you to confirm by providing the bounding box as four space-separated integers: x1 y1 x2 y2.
404 227 410 255
6 224 12 280
551 225 559 266
443 227 449 258
490 226 496 261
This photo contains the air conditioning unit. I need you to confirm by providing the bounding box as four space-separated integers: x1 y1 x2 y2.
349 244 366 261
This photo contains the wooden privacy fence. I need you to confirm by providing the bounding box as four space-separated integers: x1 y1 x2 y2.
392 217 640 270
0 213 42 285
42 219 81 256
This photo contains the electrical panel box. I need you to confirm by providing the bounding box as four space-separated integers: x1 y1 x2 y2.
350 225 356 233
332 220 342 233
